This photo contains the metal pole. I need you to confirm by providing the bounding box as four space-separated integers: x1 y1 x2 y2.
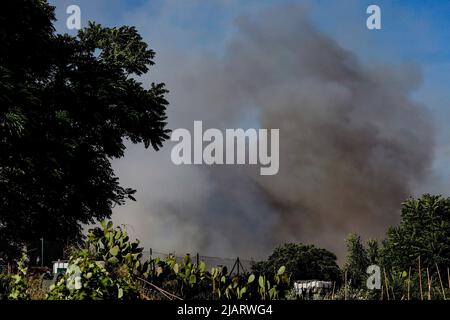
344 271 348 300
40 237 44 267
237 257 240 276
150 248 153 273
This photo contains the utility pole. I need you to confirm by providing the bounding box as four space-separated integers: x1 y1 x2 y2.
150 248 154 273
40 237 44 267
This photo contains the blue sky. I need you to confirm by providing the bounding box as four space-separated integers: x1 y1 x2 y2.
50 0 450 108
50 0 450 184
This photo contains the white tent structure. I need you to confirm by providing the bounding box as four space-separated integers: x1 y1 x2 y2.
294 280 334 296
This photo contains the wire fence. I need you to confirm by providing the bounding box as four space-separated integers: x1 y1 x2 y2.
4 239 263 276
141 248 259 275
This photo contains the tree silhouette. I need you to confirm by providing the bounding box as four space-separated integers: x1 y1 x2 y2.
343 233 370 288
252 243 341 283
0 1 170 259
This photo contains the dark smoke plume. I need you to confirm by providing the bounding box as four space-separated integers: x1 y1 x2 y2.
113 5 434 260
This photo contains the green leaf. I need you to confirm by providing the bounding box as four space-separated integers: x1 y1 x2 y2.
189 274 197 285
248 274 255 284
109 245 119 256
118 287 123 299
269 287 276 299
237 286 247 299
277 266 286 275
108 256 119 264
258 276 265 289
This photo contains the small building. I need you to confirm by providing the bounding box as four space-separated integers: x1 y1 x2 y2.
294 280 334 296
52 260 69 275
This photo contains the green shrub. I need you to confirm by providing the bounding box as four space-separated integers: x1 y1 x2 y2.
46 220 142 300
8 247 30 300
140 254 290 300
0 274 11 300
47 252 138 300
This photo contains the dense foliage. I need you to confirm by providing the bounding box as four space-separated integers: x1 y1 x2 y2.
5 247 30 300
0 202 449 300
381 194 450 271
340 195 450 299
42 221 290 300
140 254 290 300
343 234 371 288
252 243 340 283
47 254 139 300
47 221 142 300
0 274 10 300
0 0 169 259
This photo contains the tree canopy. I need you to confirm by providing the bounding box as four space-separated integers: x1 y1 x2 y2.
343 234 372 288
252 243 341 283
0 0 169 259
381 194 450 271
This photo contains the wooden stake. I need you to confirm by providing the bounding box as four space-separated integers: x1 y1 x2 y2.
426 268 431 300
390 269 396 300
436 263 446 300
384 268 390 300
447 267 450 290
407 266 411 300
344 271 348 301
418 256 423 300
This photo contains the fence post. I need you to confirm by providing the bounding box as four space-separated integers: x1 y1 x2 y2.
436 263 446 300
150 248 154 273
237 257 240 276
344 271 347 300
418 256 423 300
447 267 450 290
407 266 411 300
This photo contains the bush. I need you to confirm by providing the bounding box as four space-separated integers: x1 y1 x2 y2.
140 254 290 300
8 247 30 300
252 243 340 284
0 274 11 300
46 221 142 300
47 252 138 300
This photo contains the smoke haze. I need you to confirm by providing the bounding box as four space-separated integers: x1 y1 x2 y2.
112 4 435 261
